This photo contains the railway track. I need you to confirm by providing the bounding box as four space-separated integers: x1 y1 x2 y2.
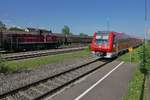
0 58 111 100
3 47 86 61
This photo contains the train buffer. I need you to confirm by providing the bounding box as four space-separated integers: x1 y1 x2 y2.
46 61 137 100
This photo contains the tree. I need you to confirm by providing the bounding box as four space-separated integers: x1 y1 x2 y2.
69 32 73 35
62 25 70 35
79 33 88 36
9 27 25 32
139 43 150 73
49 30 52 33
0 21 6 30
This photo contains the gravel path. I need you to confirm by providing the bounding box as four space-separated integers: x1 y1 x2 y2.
0 56 96 95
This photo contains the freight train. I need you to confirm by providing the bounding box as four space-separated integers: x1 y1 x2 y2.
0 30 92 51
90 31 142 58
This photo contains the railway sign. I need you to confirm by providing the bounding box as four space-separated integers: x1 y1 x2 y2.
128 47 133 63
128 47 133 52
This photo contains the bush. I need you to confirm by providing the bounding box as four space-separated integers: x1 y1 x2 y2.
138 43 150 74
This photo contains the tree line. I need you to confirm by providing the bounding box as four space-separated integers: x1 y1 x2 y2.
0 20 88 36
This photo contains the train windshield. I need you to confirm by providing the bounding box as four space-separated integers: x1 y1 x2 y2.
95 35 108 45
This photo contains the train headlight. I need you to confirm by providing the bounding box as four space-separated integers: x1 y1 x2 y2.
92 51 95 54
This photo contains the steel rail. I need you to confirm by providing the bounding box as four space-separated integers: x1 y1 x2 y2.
3 47 86 61
0 58 112 100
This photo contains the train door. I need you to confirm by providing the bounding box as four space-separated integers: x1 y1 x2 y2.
113 35 119 54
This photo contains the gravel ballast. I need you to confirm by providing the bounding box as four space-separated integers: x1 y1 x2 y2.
0 56 96 95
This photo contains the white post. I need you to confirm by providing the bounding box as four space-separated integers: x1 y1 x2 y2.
130 52 132 63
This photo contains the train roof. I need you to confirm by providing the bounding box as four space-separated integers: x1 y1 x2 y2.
2 31 92 38
2 31 54 35
2 31 39 35
95 31 137 39
53 33 92 38
96 31 129 36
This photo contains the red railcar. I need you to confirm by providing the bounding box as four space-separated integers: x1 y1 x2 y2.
16 34 44 43
2 31 59 51
1 31 92 51
90 31 141 58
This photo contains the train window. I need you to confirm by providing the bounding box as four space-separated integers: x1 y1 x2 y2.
113 35 118 44
96 39 108 45
113 35 118 48
95 31 109 45
96 35 108 40
95 35 108 45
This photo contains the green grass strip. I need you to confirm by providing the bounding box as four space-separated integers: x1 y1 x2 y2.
118 45 148 100
2 49 90 73
118 47 141 63
123 68 146 100
118 44 150 71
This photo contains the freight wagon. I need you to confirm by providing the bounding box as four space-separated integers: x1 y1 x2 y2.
0 30 92 51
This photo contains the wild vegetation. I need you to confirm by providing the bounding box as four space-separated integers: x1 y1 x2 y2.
120 43 150 100
0 49 90 73
119 43 150 71
0 53 8 73
62 25 72 35
0 21 7 31
79 33 88 36
9 27 25 32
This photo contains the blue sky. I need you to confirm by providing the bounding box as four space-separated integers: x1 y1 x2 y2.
0 0 149 37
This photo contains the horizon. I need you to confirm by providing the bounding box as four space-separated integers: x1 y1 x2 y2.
0 0 150 38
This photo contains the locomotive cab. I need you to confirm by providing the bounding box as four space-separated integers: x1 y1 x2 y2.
90 31 114 58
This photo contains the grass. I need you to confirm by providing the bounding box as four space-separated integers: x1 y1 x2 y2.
118 46 144 100
0 48 90 73
118 45 150 100
118 47 140 63
0 53 9 73
124 69 146 100
119 43 150 70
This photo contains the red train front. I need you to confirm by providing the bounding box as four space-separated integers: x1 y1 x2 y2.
90 31 141 58
90 31 114 58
